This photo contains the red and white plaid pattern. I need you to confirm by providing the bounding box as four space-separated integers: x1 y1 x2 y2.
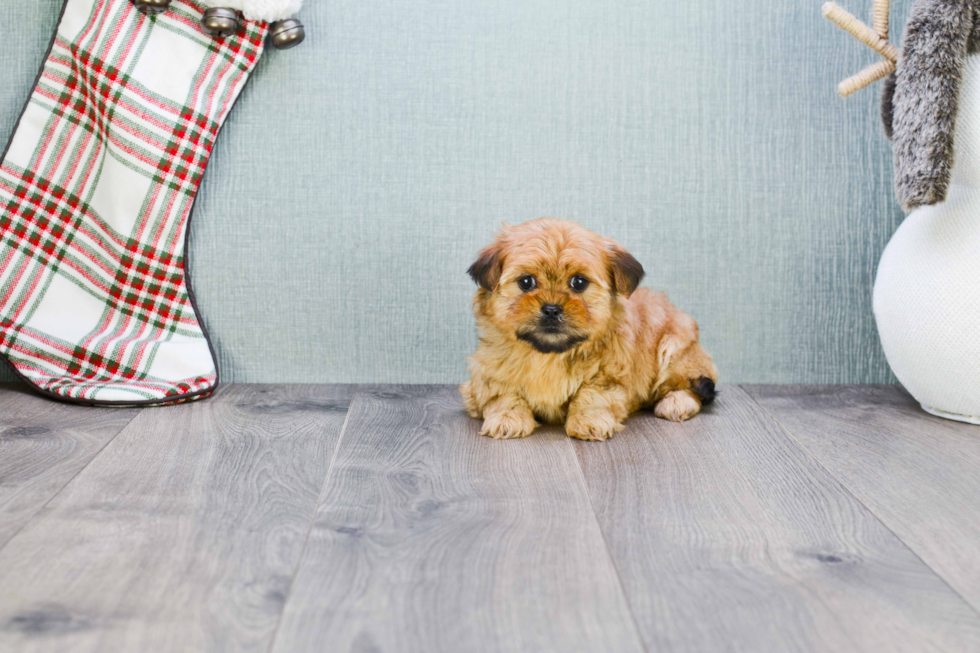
0 0 268 405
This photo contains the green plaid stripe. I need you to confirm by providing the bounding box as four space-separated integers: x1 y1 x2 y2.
0 0 268 404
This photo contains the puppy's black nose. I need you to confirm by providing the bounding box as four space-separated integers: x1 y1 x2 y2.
540 304 563 318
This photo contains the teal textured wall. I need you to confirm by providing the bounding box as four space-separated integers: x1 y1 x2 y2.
0 0 911 384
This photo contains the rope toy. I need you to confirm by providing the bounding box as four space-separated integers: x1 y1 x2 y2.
823 0 898 96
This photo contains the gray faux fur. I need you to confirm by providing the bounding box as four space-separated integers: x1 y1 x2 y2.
881 72 896 140
890 0 980 211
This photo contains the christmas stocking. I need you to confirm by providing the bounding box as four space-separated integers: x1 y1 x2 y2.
0 0 302 405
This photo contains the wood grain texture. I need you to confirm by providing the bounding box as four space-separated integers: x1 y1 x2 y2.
575 385 980 652
748 384 980 614
0 384 354 653
271 385 645 653
0 385 140 549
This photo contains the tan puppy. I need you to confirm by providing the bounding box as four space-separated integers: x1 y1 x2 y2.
461 218 717 441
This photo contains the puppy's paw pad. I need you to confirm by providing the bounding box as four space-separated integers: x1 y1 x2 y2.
480 412 536 439
654 391 701 422
566 411 622 441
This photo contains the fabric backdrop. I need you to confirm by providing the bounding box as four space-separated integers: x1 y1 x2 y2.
0 0 910 384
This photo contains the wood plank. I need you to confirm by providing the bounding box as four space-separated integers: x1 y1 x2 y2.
748 384 980 614
271 385 645 653
0 384 354 653
0 385 140 549
575 385 980 652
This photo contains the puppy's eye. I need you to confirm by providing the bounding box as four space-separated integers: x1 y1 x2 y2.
517 275 537 292
569 275 590 292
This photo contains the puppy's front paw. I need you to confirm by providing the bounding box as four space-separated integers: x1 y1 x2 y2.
654 390 701 422
566 410 623 442
480 410 537 439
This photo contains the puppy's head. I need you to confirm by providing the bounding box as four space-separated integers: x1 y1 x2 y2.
468 218 644 354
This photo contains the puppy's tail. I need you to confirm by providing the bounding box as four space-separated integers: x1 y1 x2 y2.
691 376 717 405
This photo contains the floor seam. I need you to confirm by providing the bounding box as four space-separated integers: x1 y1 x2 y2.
568 436 651 653
0 405 145 556
740 384 980 622
265 384 360 653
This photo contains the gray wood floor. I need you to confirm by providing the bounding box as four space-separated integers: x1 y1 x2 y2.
1 384 979 652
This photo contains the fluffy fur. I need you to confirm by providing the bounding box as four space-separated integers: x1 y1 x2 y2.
199 0 302 22
881 72 896 141
460 219 718 441
889 0 980 210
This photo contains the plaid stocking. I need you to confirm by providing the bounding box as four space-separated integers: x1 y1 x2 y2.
0 0 269 405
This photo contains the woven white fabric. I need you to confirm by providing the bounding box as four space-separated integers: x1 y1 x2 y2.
874 55 980 422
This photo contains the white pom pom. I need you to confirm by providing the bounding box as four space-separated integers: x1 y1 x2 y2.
198 0 303 23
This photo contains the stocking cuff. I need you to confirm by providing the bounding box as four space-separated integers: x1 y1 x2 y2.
200 0 302 22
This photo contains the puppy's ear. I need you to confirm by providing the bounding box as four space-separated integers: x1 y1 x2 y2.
608 244 644 297
468 242 504 291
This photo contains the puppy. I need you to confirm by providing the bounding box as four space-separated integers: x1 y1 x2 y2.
460 218 717 441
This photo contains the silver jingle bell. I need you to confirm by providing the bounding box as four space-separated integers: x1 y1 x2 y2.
132 0 171 15
201 7 242 38
269 19 305 50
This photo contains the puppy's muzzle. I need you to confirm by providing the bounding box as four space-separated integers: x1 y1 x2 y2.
539 303 563 331
517 302 586 353
541 303 562 318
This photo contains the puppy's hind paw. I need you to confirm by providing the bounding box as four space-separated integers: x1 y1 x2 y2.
480 411 537 439
654 390 701 422
566 410 624 442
